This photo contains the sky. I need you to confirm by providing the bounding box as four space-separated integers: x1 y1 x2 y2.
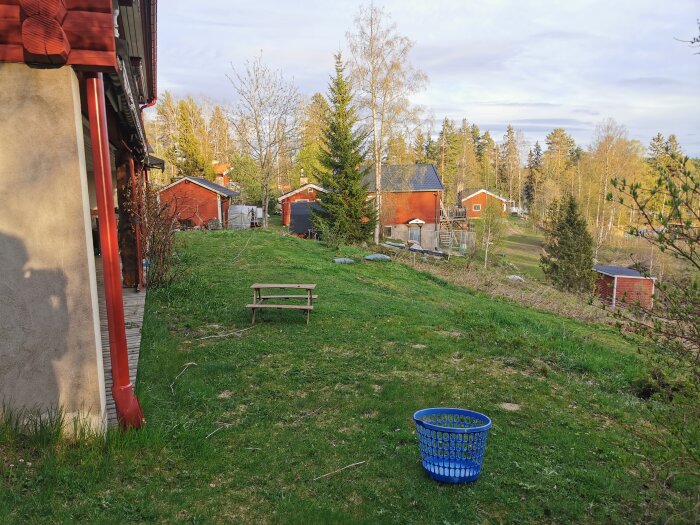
156 0 700 155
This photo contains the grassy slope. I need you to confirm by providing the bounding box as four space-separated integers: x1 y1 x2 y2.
498 219 546 280
1 230 695 524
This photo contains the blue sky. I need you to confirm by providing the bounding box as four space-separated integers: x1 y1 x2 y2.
157 0 700 155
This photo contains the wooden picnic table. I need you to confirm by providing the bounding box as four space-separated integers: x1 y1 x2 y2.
247 283 317 324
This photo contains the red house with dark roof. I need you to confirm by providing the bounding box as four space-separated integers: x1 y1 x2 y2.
159 177 239 229
278 183 328 226
365 164 444 248
594 265 655 309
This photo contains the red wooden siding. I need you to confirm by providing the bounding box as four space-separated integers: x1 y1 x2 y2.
595 274 615 304
462 192 507 219
595 274 654 309
381 191 440 225
615 277 654 309
159 180 227 228
0 0 117 68
280 188 322 226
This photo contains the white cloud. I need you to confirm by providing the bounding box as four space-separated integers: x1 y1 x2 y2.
156 0 700 154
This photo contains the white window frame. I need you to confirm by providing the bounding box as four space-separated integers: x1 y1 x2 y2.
472 204 481 211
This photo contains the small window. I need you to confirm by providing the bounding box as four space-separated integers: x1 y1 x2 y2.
409 226 421 243
383 226 392 238
472 204 481 211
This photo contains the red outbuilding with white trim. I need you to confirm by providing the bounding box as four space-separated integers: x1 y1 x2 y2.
460 189 509 218
159 177 239 229
278 183 328 226
594 265 655 309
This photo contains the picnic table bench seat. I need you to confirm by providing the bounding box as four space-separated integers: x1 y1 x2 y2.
247 283 317 324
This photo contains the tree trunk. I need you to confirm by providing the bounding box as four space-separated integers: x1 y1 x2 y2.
372 105 381 245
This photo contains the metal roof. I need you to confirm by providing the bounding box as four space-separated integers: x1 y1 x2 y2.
363 164 444 192
162 177 239 197
593 265 653 278
188 177 239 197
278 184 328 202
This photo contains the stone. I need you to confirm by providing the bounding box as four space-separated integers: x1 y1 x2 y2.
507 274 526 283
333 258 355 264
364 253 391 261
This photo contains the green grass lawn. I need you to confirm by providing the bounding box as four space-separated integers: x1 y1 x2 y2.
496 219 546 280
1 230 696 524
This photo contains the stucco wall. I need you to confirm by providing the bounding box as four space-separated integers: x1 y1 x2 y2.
0 63 105 431
387 223 439 249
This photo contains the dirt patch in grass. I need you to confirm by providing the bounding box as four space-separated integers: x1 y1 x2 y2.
500 402 521 411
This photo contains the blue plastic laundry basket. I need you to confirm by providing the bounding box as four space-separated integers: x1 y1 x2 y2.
413 408 492 484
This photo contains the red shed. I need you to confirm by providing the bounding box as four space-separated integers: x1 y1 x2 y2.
594 265 655 309
460 189 508 219
159 177 239 228
278 184 328 226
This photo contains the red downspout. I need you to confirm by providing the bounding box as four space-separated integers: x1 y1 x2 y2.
87 73 145 429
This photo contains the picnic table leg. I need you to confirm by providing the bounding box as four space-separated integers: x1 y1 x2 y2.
306 289 311 325
252 289 258 324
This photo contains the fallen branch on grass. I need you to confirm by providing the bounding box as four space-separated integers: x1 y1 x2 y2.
205 422 235 439
195 326 254 341
204 425 227 440
169 362 197 394
312 460 367 481
294 407 323 422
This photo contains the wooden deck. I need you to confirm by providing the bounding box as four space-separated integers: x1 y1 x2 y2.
96 259 146 425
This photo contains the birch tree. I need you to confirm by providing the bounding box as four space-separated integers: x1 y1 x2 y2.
228 55 301 227
478 201 506 269
347 3 427 243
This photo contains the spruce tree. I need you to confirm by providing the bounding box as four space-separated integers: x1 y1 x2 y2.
523 141 542 210
312 54 375 243
540 194 595 292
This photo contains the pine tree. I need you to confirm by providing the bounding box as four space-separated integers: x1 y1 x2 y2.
413 129 427 163
424 135 439 165
523 141 542 211
297 93 331 186
499 124 521 202
174 99 210 179
437 117 459 205
540 194 595 292
478 131 497 190
313 53 375 243
456 119 479 196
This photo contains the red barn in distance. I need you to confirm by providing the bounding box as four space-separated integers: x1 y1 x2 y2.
159 177 239 229
594 265 655 309
278 183 328 227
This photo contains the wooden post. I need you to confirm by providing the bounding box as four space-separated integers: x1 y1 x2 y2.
116 152 139 288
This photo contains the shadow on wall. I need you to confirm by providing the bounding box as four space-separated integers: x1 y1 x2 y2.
0 231 69 413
